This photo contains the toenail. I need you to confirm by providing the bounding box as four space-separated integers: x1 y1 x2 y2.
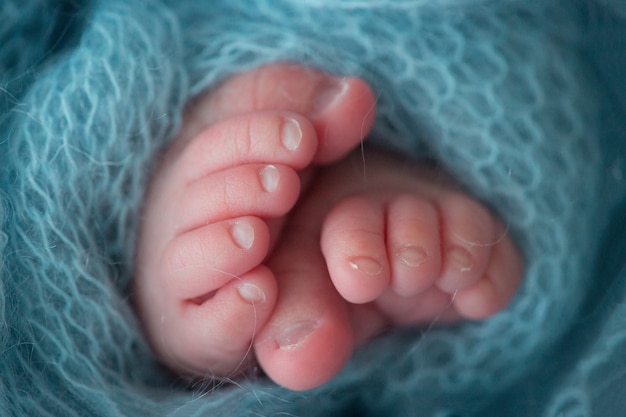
312 78 348 116
447 247 473 272
281 118 302 151
348 256 383 276
258 165 279 192
396 246 429 267
230 221 254 249
237 283 266 304
276 320 318 350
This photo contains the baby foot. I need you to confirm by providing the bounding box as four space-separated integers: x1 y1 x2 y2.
133 64 376 379
320 151 524 323
255 147 524 390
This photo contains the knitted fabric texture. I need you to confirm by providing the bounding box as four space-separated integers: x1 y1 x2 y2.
1 0 625 416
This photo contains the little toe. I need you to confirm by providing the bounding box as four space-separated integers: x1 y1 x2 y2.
386 195 442 297
436 192 496 294
321 196 391 304
163 265 278 378
453 226 524 319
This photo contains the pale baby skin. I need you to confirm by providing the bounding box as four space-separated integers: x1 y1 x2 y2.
134 64 523 391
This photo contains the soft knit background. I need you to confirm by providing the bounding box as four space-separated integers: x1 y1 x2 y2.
1 0 625 416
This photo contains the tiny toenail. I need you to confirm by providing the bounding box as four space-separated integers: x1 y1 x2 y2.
276 320 318 350
259 165 279 192
348 256 383 276
447 247 473 272
230 221 254 249
396 246 429 267
237 283 266 304
312 78 348 116
281 118 302 151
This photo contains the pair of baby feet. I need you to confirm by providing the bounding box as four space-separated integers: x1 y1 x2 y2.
134 64 523 391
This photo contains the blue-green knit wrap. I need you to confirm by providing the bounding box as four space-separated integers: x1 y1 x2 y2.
1 1 625 416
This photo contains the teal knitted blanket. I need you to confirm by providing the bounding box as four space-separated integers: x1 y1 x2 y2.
2 1 625 416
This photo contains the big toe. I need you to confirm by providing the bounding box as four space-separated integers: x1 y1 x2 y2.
254 228 355 391
185 63 377 165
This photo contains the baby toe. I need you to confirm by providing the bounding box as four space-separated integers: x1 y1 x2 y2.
436 192 497 294
255 226 354 391
321 196 391 304
159 216 270 300
164 265 278 378
386 195 442 297
453 225 524 319
184 63 376 165
177 163 302 233
172 112 318 183
137 214 278 378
